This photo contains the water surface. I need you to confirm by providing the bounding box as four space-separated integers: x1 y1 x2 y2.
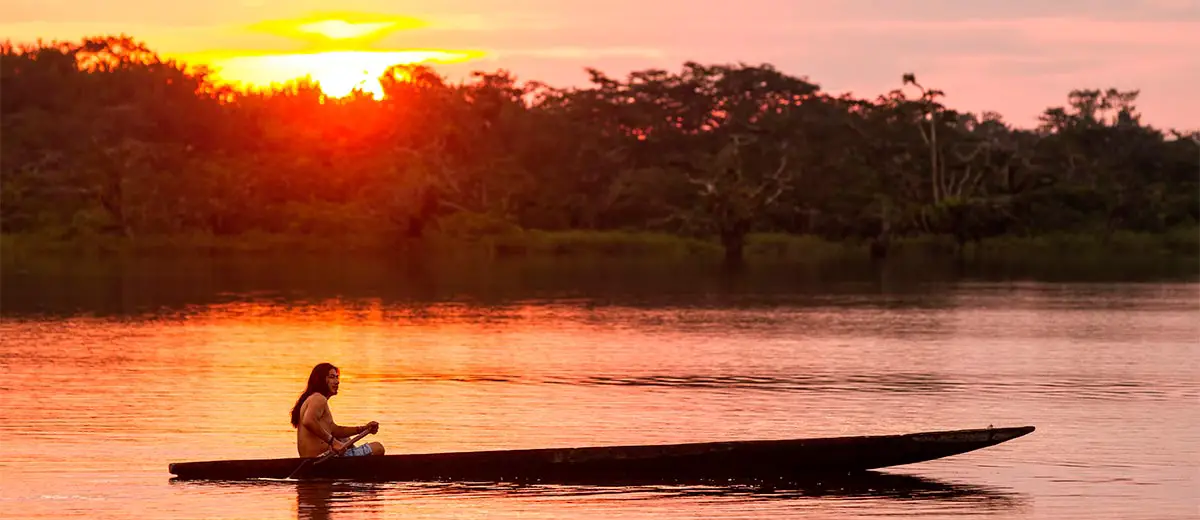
1 256 1197 519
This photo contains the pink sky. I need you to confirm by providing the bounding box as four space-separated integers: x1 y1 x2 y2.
3 0 1198 130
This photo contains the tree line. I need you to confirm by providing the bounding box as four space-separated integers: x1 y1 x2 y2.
3 36 1197 262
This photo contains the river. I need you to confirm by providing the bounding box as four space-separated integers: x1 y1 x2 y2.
1 255 1196 519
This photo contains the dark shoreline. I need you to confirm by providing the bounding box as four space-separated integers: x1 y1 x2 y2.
3 228 1196 261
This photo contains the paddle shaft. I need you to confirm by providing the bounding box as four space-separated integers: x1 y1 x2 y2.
286 428 375 479
314 428 375 464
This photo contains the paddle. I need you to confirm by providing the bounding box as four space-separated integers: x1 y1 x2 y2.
286 428 374 480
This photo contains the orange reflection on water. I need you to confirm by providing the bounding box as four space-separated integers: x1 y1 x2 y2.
2 281 1200 519
168 299 593 456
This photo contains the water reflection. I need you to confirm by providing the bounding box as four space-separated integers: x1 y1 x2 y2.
4 253 1194 319
435 471 1025 504
6 255 1197 519
577 373 961 393
173 471 1025 518
567 374 1195 401
294 482 384 520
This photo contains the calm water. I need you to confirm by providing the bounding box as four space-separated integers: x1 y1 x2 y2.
1 256 1197 519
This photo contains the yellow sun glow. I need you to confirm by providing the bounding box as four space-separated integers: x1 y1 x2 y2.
294 20 397 40
174 13 482 98
195 50 481 98
246 13 427 42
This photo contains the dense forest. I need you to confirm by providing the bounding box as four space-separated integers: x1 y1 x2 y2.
2 36 1198 263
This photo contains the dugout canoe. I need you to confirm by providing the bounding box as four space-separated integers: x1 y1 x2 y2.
168 425 1034 483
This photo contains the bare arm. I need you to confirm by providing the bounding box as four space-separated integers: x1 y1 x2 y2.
299 394 335 444
332 424 364 438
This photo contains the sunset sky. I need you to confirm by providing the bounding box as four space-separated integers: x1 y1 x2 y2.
4 0 1198 130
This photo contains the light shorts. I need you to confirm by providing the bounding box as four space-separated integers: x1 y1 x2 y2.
342 443 373 457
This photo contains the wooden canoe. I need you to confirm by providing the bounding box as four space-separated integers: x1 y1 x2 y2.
168 425 1034 483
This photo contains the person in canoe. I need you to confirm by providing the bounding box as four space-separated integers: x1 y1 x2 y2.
290 362 385 458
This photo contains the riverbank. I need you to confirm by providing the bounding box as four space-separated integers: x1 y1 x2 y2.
3 229 1197 316
3 228 1196 261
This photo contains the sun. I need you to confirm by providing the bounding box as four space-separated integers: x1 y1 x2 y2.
294 20 397 40
198 50 481 98
247 13 427 42
173 13 482 98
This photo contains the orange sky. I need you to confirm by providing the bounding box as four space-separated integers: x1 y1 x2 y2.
3 0 1198 129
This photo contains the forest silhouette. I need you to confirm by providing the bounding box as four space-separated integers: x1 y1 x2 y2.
3 36 1197 263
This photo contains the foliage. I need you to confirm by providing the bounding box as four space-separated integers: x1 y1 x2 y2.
3 36 1198 264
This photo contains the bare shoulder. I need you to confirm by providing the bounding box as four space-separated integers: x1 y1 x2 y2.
301 393 329 413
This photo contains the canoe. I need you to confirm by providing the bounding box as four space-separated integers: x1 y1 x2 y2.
168 425 1034 483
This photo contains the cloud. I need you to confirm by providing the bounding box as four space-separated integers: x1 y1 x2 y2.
496 47 667 59
813 0 1200 22
0 21 300 54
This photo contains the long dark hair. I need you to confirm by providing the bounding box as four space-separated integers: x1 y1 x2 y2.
290 363 338 428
